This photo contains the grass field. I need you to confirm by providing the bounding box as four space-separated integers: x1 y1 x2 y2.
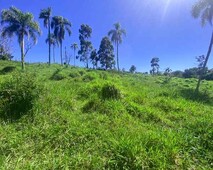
0 60 212 169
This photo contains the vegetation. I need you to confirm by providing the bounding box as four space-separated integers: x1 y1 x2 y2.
39 7 52 65
78 24 93 68
108 23 126 71
0 61 212 169
0 7 41 70
129 65 136 73
192 0 213 92
51 16 71 65
98 36 115 70
45 33 58 63
150 57 160 75
71 43 78 67
0 2 213 169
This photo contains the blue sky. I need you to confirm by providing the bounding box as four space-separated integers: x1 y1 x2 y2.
0 0 213 72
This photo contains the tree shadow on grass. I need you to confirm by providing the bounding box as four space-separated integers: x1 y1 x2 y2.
50 68 65 81
179 88 213 105
0 66 16 75
0 104 34 123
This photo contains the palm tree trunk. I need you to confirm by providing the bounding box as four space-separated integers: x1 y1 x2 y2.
86 55 88 69
21 35 25 70
53 46 55 63
116 42 120 71
195 30 213 93
48 19 51 65
74 49 76 67
60 42 63 65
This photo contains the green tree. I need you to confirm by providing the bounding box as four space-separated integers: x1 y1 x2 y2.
129 65 136 73
39 7 52 65
98 36 115 70
108 22 126 71
78 24 93 68
0 28 13 60
45 33 58 63
90 49 99 69
71 43 78 67
150 57 160 75
192 0 213 92
0 7 41 70
164 67 172 76
51 16 71 65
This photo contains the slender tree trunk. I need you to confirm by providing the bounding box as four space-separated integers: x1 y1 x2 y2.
21 35 25 70
86 55 88 69
195 30 213 93
53 46 55 63
74 49 76 67
48 19 51 65
60 42 63 65
116 42 120 71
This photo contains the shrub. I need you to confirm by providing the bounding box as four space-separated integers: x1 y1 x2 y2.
101 83 121 100
0 73 42 120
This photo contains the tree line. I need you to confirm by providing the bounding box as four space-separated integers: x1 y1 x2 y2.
0 6 126 71
0 0 213 92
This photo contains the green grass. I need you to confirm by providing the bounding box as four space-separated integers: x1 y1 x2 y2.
0 60 213 169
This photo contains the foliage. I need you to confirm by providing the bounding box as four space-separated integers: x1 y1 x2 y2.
0 73 42 121
108 23 126 71
101 83 121 100
0 6 41 70
90 49 99 69
77 24 93 68
70 43 78 66
39 7 52 65
45 33 58 63
192 0 213 92
129 65 136 73
0 28 13 60
0 60 213 169
51 16 71 65
98 37 115 70
150 57 160 75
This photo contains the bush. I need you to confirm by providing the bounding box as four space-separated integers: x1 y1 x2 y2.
101 83 121 100
0 73 42 120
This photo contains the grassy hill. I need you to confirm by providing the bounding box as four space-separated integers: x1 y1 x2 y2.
0 60 212 169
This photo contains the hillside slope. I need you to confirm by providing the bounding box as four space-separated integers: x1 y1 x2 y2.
0 61 213 169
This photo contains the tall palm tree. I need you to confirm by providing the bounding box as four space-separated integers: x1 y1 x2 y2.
51 16 71 65
39 7 52 65
71 43 78 66
108 22 126 71
192 0 213 92
45 33 58 63
0 7 41 70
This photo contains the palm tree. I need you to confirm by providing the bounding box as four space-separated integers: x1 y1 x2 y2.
192 0 213 92
71 43 78 66
108 22 126 71
39 7 52 65
51 16 71 65
45 33 58 63
0 7 41 70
